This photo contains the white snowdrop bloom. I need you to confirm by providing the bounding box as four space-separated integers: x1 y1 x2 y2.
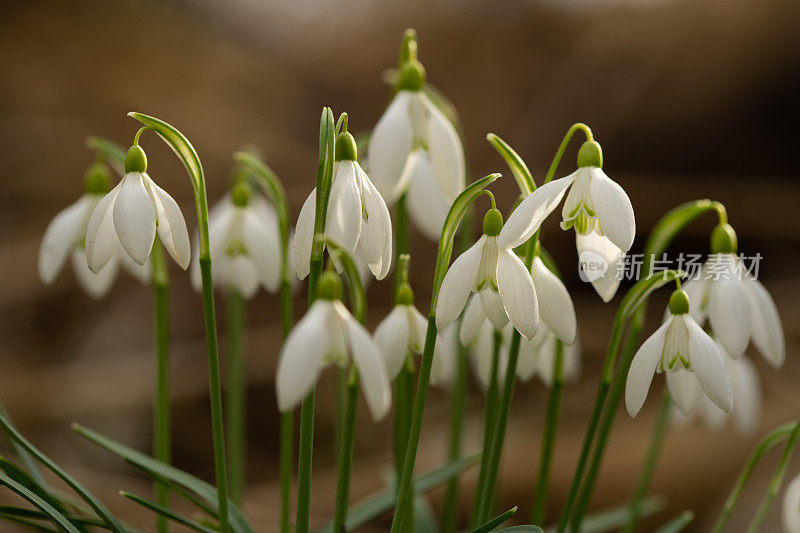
293 131 392 281
516 325 581 386
367 60 465 240
626 289 732 417
39 163 150 299
468 320 508 392
673 342 761 434
85 145 190 273
680 224 785 366
437 208 561 341
275 271 391 420
783 472 800 533
190 186 282 299
499 140 635 302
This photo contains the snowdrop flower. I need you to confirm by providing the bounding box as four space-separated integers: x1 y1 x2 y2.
368 57 465 240
39 162 149 298
500 140 635 302
673 342 761 434
85 145 191 273
436 207 549 340
190 184 281 299
293 131 392 281
626 288 732 417
783 472 800 533
374 282 452 387
681 223 785 366
276 271 391 420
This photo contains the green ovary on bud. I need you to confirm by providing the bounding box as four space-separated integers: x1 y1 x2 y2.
395 282 415 306
669 289 691 315
335 132 358 162
83 162 111 195
231 182 250 207
577 140 603 168
396 60 426 92
318 270 343 301
482 208 504 236
125 145 148 173
710 223 738 254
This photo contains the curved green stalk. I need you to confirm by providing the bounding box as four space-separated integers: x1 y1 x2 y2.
128 112 229 533
226 289 246 505
151 239 171 533
332 371 360 533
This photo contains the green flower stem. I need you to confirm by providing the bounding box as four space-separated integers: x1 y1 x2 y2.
150 239 171 533
623 390 672 533
544 123 592 184
394 361 411 476
226 289 246 505
712 420 799 532
332 370 360 533
530 340 565 525
470 329 503 528
746 419 800 533
441 338 468 533
278 274 294 533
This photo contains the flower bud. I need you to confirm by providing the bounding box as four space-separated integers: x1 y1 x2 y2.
577 140 603 169
669 288 690 315
710 223 738 254
318 270 343 301
335 132 358 162
231 182 250 207
396 60 426 92
482 208 504 236
125 145 148 173
83 162 111 195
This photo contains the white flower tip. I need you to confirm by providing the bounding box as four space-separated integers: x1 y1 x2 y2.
435 312 453 332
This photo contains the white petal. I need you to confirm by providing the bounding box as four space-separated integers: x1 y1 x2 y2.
118 245 151 284
326 161 362 254
665 371 701 415
498 175 575 250
85 184 122 273
625 320 670 417
782 473 800 533
707 260 751 358
345 312 392 421
576 230 624 302
731 355 761 434
564 336 582 382
430 325 457 388
682 275 709 325
71 249 118 299
589 168 636 252
496 248 539 340
435 235 486 330
113 173 156 266
460 295 487 345
242 208 281 292
409 306 429 352
292 189 316 280
743 277 785 368
479 289 509 330
405 151 451 241
275 301 331 411
226 256 260 299
357 165 393 280
685 317 733 413
374 306 411 380
40 196 94 284
421 93 465 200
532 257 577 344
516 328 546 382
367 91 414 202
144 175 191 269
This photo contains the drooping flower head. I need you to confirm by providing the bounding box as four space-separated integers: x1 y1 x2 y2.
500 140 635 301
191 182 282 299
681 223 785 367
85 145 191 273
293 129 392 281
367 31 465 240
39 161 149 298
626 288 732 417
276 270 391 420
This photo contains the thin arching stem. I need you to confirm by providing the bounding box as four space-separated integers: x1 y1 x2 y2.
151 238 170 533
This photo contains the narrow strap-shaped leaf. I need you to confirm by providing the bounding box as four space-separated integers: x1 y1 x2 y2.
487 134 535 195
0 472 81 533
85 136 126 174
423 83 463 135
642 199 726 264
0 506 108 529
617 270 684 325
72 425 254 533
324 238 367 323
0 414 124 532
0 509 59 532
653 511 693 533
120 492 217 533
0 403 49 492
495 527 544 532
471 506 518 533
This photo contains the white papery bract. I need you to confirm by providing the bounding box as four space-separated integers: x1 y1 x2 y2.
682 253 785 366
499 165 635 302
40 193 150 298
784 473 800 533
190 194 282 299
85 171 190 272
293 160 392 281
276 298 391 421
626 310 732 418
367 90 465 240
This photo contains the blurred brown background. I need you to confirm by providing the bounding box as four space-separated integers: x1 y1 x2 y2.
1 0 799 531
